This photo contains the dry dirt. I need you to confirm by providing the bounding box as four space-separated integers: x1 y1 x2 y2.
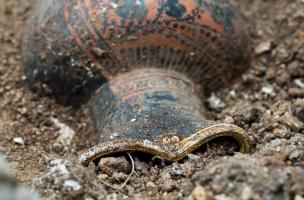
0 0 304 200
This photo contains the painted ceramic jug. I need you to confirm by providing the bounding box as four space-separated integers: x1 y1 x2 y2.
23 0 252 166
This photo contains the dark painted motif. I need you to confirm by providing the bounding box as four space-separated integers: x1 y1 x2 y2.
113 0 148 25
61 0 250 94
165 0 187 19
207 0 238 32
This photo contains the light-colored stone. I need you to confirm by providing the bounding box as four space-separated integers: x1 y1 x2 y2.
295 195 304 200
98 156 130 175
13 137 24 145
97 174 109 181
280 114 304 132
255 41 272 55
208 94 225 110
295 79 304 89
214 194 236 200
224 116 235 124
51 117 76 146
63 180 82 196
262 85 275 96
146 181 157 190
192 185 207 200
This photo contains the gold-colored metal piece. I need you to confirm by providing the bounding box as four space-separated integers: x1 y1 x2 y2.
80 124 252 167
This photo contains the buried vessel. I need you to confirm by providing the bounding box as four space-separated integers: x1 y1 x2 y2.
23 0 253 166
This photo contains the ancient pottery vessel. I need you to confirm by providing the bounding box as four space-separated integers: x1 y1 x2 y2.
23 0 252 166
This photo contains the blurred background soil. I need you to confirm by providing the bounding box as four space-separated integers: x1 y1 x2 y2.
0 0 304 199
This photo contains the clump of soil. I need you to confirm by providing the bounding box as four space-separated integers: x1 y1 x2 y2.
0 0 304 199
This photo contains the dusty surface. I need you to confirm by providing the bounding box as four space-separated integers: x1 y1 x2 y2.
0 0 304 200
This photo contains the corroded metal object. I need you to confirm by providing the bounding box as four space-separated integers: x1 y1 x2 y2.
23 0 253 166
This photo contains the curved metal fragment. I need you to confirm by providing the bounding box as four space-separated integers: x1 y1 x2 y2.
80 123 252 166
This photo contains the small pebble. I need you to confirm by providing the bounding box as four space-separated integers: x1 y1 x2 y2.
262 85 275 96
208 94 225 110
295 195 304 200
171 164 183 177
52 143 64 153
272 128 288 138
295 79 304 89
276 71 290 85
98 156 130 175
181 163 196 177
63 180 82 195
84 198 94 200
255 41 272 55
126 186 135 196
160 169 172 182
229 90 236 97
288 88 304 98
266 67 277 80
214 194 235 200
191 185 207 200
287 61 300 76
146 181 157 190
51 118 75 146
161 180 175 192
295 108 304 122
113 172 128 182
289 150 302 161
163 192 180 200
280 114 304 132
181 179 193 195
13 137 24 145
187 154 203 164
97 174 109 181
224 116 235 124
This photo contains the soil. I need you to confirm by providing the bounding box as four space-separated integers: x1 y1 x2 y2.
0 0 304 200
